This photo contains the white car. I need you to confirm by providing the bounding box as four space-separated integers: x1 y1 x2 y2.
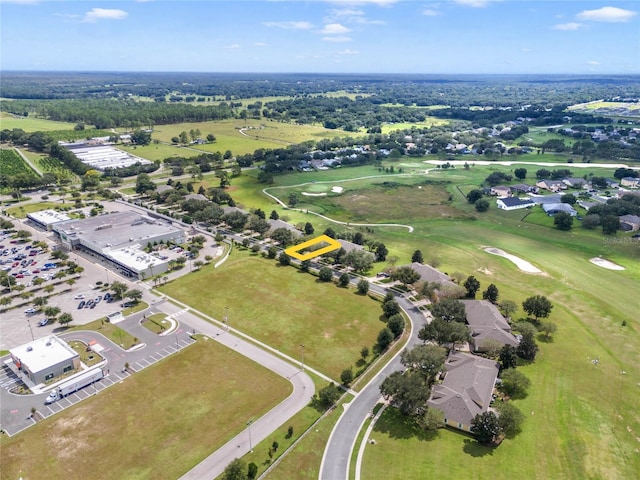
74 294 85 299
24 308 36 314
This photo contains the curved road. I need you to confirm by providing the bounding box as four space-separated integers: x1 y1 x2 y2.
319 286 428 480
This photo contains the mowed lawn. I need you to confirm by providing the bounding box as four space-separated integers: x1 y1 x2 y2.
158 252 385 380
150 119 351 156
0 112 79 132
0 339 291 480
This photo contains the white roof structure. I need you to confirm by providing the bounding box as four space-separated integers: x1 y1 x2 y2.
108 244 165 273
27 209 71 227
60 142 151 170
9 336 78 374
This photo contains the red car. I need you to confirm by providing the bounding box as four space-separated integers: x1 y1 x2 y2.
32 269 40 274
16 274 24 278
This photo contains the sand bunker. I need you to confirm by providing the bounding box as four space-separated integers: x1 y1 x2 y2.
484 247 543 274
589 257 625 270
331 186 344 193
301 192 327 196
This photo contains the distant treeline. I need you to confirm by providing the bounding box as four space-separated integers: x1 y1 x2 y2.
1 99 235 129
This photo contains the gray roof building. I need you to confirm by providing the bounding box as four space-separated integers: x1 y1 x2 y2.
542 203 578 216
401 262 458 290
427 352 499 432
462 300 519 352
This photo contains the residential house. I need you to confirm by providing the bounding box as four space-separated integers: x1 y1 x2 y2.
528 194 563 205
496 197 535 210
621 177 640 188
337 239 364 254
462 300 519 352
562 177 586 189
510 184 537 195
619 214 640 232
542 203 578 217
536 179 567 192
427 352 499 432
400 262 459 291
267 219 302 237
184 193 209 203
156 184 174 195
490 185 511 197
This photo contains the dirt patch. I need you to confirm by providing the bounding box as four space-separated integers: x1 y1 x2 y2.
589 257 625 270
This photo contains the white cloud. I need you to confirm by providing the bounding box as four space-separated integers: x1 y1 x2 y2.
422 9 440 16
83 8 128 22
322 36 352 42
225 44 241 50
586 60 600 65
262 21 313 30
254 42 268 47
320 23 351 34
339 49 359 55
577 6 637 23
553 22 582 31
521 48 532 53
324 7 384 24
453 0 499 8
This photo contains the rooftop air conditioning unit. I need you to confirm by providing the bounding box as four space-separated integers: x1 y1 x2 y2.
27 346 33 351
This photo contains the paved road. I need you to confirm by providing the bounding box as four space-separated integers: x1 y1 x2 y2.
319 287 428 480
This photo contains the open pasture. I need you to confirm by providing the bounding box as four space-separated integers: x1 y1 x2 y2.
150 119 350 156
0 339 291 480
157 251 384 380
380 118 449 133
0 112 80 132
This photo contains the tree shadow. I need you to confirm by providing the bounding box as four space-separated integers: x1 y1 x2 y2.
537 334 554 343
462 438 495 457
373 409 440 442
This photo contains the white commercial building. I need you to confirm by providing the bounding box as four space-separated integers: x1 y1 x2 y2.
27 209 72 231
53 210 185 279
9 336 80 384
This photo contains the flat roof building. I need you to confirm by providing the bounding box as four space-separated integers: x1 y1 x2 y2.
27 209 72 231
9 336 80 384
52 210 185 278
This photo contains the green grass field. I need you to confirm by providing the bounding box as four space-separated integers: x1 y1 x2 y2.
0 339 291 480
149 119 352 156
5 202 64 218
380 118 449 133
157 251 385 380
212 163 639 479
0 112 80 132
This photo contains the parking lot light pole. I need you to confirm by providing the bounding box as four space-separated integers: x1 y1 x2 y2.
300 344 305 372
27 318 34 341
247 420 253 452
224 306 229 332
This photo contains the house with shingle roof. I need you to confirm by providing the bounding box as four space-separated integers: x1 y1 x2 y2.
462 300 519 352
400 262 459 290
536 179 566 192
427 352 499 432
542 203 578 217
496 197 535 210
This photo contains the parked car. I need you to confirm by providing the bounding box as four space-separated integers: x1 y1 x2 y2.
39 318 51 327
74 294 85 299
24 308 36 314
94 295 102 304
84 300 94 309
78 300 85 309
104 292 112 302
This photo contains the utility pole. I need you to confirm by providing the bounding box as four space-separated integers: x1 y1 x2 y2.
27 318 34 341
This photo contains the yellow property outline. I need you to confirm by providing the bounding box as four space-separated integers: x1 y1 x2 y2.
284 234 341 261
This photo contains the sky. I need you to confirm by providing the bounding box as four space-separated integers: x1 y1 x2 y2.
1 0 639 74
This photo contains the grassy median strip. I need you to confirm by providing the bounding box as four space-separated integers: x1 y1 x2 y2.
0 338 291 480
67 318 138 350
